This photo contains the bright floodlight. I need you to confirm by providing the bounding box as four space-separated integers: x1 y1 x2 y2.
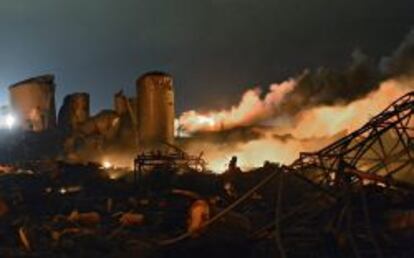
5 114 15 129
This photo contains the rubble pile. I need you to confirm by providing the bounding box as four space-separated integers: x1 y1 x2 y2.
0 162 173 257
0 158 412 257
0 73 413 258
0 160 259 257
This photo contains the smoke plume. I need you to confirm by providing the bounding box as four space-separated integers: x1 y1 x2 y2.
178 28 414 172
179 79 296 133
381 29 414 78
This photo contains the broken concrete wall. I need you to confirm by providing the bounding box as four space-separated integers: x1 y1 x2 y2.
114 90 129 116
63 110 121 160
58 93 90 131
9 74 56 132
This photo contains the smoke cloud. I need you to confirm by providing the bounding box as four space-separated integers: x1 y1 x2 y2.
178 29 414 172
381 29 414 78
179 79 296 133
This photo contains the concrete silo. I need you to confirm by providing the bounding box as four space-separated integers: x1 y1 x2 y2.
136 72 175 149
9 74 56 132
58 93 90 131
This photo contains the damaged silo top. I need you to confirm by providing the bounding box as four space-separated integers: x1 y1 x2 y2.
9 74 57 132
9 74 55 89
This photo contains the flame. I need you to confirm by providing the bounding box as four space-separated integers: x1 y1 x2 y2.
277 79 412 139
179 79 296 133
180 78 413 173
102 161 112 169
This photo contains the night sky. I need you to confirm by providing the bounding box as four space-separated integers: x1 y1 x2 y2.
0 0 413 114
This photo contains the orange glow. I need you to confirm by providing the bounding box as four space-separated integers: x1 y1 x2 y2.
179 79 296 133
180 78 413 173
281 80 412 139
102 161 112 169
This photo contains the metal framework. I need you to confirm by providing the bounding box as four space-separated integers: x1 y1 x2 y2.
291 91 414 192
133 144 206 186
159 92 414 256
248 91 414 257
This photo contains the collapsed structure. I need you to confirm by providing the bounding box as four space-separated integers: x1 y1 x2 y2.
9 75 56 132
0 70 414 257
0 90 412 257
58 92 90 131
2 72 178 165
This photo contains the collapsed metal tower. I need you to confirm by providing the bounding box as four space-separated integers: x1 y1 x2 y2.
161 91 414 257
292 91 414 192
253 91 414 257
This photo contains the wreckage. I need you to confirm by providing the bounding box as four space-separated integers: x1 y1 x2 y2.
0 72 413 257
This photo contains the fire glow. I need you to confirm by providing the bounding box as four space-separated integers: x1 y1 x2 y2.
179 78 413 172
179 79 296 133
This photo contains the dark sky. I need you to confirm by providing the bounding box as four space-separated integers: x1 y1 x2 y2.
0 0 413 114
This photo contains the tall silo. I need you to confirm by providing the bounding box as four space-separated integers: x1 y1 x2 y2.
9 75 56 132
58 93 90 131
136 72 175 149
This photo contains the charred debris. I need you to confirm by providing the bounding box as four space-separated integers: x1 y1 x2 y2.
0 74 413 257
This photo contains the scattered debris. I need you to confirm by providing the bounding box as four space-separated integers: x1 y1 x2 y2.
0 92 413 258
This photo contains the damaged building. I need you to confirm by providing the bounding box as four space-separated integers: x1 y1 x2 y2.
0 71 176 165
9 74 56 132
0 72 413 258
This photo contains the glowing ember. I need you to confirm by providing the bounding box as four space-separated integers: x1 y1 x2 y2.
102 161 112 169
